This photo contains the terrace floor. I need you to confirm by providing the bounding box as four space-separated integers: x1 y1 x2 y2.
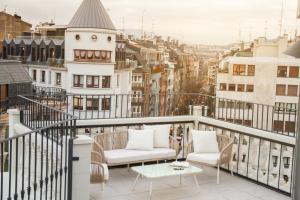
90 165 291 200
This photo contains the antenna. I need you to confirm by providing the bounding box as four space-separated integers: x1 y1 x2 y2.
264 20 268 38
279 0 284 36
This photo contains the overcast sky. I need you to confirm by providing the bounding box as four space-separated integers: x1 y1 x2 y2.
1 0 300 45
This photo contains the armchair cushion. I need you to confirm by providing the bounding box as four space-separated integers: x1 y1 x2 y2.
192 130 219 153
126 129 154 151
144 124 171 148
187 152 220 166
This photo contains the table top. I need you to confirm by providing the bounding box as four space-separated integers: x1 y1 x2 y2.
131 163 203 178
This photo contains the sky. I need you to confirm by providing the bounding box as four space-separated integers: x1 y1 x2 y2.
1 0 300 45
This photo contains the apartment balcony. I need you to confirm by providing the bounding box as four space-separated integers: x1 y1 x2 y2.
6 56 65 68
115 60 137 70
0 92 296 200
132 82 144 90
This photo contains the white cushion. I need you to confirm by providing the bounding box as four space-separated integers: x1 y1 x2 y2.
126 129 154 151
104 148 176 165
187 153 220 166
144 124 171 148
192 130 219 153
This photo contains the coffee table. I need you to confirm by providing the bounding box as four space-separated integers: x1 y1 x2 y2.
131 163 202 199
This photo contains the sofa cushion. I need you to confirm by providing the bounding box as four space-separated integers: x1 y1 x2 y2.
126 129 154 151
104 148 176 165
187 153 220 166
192 130 219 153
144 124 171 148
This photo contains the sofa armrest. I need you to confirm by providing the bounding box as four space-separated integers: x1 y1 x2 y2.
218 141 233 166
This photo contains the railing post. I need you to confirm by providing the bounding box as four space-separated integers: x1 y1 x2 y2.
69 135 92 200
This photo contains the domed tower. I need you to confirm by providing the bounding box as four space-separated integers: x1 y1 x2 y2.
65 0 116 95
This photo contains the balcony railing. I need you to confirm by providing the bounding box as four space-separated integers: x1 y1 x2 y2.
115 60 137 70
1 95 77 200
30 92 298 137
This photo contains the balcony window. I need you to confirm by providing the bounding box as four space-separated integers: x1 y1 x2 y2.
102 76 111 88
74 50 112 62
286 103 297 113
87 76 99 88
237 84 245 92
56 73 61 86
41 70 46 83
220 83 227 91
228 84 236 91
277 66 287 77
247 65 255 76
275 102 285 112
233 64 246 76
33 69 37 81
246 85 254 92
73 75 84 88
273 120 284 132
285 121 295 133
87 98 99 110
287 85 298 96
289 66 299 78
276 84 285 96
73 97 83 110
102 98 111 111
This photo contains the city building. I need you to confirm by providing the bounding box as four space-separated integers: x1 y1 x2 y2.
0 11 32 56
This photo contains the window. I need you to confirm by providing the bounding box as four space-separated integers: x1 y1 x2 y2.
86 98 99 110
285 121 296 133
273 120 284 132
289 66 299 78
237 84 245 92
33 70 37 81
275 102 285 112
276 84 286 96
102 76 111 88
73 75 84 87
246 85 254 92
287 85 298 96
56 73 61 85
233 64 246 76
86 76 99 88
102 98 111 111
74 50 112 62
244 120 252 126
277 66 287 77
41 71 46 83
286 103 297 113
248 65 255 76
228 84 236 91
73 97 83 110
220 83 227 91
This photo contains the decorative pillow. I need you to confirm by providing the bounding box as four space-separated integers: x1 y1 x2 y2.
125 129 154 151
192 130 219 153
143 124 171 148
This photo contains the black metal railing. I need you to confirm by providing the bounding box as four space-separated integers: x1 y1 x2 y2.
27 92 298 137
0 95 77 200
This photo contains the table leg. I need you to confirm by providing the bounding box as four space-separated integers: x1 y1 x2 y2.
193 175 200 192
132 174 141 191
149 180 153 200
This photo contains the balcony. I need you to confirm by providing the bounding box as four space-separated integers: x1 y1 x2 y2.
115 60 137 70
0 92 296 200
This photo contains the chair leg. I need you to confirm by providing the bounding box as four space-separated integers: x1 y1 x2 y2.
217 165 220 185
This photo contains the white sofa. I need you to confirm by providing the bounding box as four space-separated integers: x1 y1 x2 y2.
94 131 180 167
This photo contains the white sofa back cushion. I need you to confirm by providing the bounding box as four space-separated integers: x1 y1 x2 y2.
126 129 154 151
144 124 171 148
192 130 219 153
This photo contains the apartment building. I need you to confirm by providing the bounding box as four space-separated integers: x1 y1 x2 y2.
0 11 32 56
216 35 299 135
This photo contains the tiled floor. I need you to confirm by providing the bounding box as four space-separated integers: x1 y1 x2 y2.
90 165 291 200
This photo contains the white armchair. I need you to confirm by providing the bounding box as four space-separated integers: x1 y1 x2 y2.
186 130 233 184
